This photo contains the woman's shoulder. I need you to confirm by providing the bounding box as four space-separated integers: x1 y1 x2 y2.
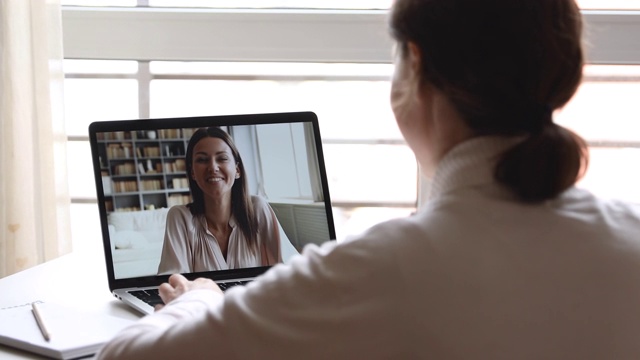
167 204 193 219
249 195 268 205
248 196 278 225
249 195 272 212
566 187 640 223
351 214 429 245
165 205 201 233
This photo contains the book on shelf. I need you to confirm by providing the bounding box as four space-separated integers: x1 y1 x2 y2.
141 146 160 157
102 176 112 195
140 180 163 191
112 180 138 193
113 163 136 175
174 159 186 171
159 128 182 139
182 128 196 138
164 159 186 173
167 194 192 207
172 177 189 190
142 160 162 173
106 143 133 160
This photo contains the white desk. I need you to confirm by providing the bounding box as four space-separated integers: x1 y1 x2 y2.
0 246 143 359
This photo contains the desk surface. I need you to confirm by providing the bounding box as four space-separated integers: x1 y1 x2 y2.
0 245 142 359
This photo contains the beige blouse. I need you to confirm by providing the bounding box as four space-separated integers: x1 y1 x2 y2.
157 195 282 274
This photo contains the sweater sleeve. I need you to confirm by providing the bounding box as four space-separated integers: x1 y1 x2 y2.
96 229 412 360
95 289 231 359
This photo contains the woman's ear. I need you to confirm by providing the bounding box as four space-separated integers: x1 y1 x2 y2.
407 42 422 80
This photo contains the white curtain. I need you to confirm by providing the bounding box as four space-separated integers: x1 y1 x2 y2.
0 0 71 278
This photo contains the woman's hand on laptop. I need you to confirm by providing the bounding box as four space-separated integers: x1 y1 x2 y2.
155 274 222 311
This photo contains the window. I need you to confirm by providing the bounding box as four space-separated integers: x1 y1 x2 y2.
64 58 415 244
557 65 640 203
61 5 640 249
576 0 640 10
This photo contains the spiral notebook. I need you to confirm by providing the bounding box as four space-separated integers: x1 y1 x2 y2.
0 301 133 359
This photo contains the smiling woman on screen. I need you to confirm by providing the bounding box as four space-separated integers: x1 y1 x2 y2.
157 127 282 274
99 0 640 359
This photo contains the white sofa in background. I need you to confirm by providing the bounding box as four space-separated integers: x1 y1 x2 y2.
108 208 168 279
108 206 298 279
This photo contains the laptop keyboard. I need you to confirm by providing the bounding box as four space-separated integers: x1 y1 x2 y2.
129 289 164 307
217 280 251 291
129 280 250 307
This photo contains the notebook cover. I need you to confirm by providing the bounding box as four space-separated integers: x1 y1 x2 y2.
0 302 133 359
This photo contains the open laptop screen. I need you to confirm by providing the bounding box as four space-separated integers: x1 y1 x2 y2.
89 112 335 286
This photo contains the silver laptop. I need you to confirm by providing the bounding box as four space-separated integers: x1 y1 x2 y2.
89 112 336 314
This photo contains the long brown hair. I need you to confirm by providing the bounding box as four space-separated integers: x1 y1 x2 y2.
389 0 588 202
186 127 258 251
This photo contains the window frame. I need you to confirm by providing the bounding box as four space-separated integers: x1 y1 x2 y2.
61 8 640 64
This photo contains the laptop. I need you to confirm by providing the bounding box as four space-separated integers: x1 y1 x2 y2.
89 111 336 315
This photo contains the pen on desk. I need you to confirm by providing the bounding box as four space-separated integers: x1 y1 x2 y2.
31 302 51 341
